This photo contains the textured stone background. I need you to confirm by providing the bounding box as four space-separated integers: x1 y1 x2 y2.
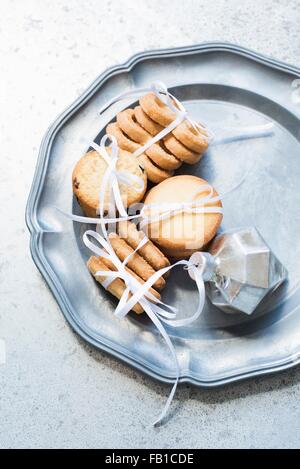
1 0 300 449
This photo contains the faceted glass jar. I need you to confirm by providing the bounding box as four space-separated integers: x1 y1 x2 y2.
206 227 288 314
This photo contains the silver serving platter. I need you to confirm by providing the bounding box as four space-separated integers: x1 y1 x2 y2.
26 43 300 386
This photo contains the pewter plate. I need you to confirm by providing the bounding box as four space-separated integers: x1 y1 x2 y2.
26 43 300 386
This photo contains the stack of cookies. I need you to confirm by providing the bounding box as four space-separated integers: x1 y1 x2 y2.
87 221 170 313
106 92 209 184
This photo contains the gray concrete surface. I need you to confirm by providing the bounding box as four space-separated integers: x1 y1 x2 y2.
1 0 300 449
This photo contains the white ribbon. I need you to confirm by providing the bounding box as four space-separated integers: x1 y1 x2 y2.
99 81 211 158
59 181 223 230
83 229 207 426
139 183 222 230
87 134 145 237
98 81 275 158
211 122 274 145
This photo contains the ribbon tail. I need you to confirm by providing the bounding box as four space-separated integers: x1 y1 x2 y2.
56 207 141 225
160 268 206 327
114 287 130 318
142 301 180 427
152 380 178 427
212 122 274 146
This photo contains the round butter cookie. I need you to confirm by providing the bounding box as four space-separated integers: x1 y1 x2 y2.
138 154 173 184
108 233 166 291
134 105 163 136
172 120 209 154
140 92 209 156
106 122 140 153
145 142 182 171
72 149 147 217
118 220 170 271
87 256 144 314
117 109 151 145
140 92 178 127
117 108 181 171
163 134 201 164
143 175 222 258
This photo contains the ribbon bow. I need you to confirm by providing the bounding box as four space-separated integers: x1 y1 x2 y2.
89 134 145 236
83 229 207 425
